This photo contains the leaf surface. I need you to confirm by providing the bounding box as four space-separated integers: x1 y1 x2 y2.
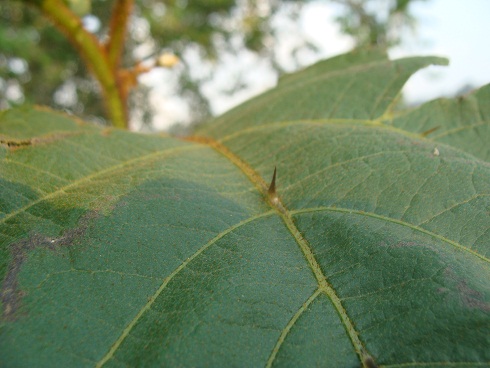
1 50 489 368
391 84 490 161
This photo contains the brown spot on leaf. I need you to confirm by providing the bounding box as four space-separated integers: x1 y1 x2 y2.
0 132 81 151
457 280 490 312
1 211 98 321
443 268 490 312
0 138 32 149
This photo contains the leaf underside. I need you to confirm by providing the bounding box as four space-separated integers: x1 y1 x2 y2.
1 49 489 367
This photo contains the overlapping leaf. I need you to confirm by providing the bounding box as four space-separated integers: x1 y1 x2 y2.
1 49 489 367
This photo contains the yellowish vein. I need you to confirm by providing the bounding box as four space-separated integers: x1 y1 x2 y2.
0 144 200 226
5 159 70 183
276 206 371 363
203 57 428 133
188 136 375 367
431 122 488 140
96 210 275 367
292 206 490 264
217 119 437 145
266 288 321 368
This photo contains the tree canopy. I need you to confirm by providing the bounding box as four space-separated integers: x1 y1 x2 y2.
0 0 428 128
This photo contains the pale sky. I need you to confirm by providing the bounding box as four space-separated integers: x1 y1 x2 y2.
292 0 490 106
390 0 490 104
139 0 490 129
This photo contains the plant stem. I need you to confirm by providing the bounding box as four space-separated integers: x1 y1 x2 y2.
106 0 134 71
39 0 128 128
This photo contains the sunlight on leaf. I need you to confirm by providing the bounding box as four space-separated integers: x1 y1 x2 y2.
1 49 489 367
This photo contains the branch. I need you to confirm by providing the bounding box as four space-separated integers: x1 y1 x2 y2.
106 0 134 70
38 0 127 128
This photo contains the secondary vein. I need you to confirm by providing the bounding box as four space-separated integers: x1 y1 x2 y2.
292 206 490 264
188 136 375 367
0 144 199 227
266 288 322 367
95 210 275 367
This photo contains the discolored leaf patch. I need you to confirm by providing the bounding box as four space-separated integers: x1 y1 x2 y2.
0 132 82 151
2 211 98 320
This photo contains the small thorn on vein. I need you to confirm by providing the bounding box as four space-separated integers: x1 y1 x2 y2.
268 166 277 196
363 357 378 368
268 167 280 205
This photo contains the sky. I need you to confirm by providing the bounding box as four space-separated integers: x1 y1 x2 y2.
139 0 490 129
389 0 490 104
283 0 490 106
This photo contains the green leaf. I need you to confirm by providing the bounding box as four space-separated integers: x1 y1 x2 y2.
391 84 490 161
1 50 489 367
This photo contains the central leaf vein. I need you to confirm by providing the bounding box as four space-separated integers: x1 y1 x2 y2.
187 136 375 366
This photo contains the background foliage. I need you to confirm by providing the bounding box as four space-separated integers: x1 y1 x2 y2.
0 0 427 128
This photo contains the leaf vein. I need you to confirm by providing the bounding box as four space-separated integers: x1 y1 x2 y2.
370 67 402 119
187 136 375 366
0 144 200 227
4 159 70 184
282 150 414 193
95 210 275 367
417 194 490 226
431 122 489 140
291 206 490 264
266 289 321 367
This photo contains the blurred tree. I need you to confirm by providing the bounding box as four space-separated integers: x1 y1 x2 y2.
0 0 429 129
0 1 110 122
333 0 428 48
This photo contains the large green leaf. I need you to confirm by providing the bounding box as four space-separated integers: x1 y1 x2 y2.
1 49 489 367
